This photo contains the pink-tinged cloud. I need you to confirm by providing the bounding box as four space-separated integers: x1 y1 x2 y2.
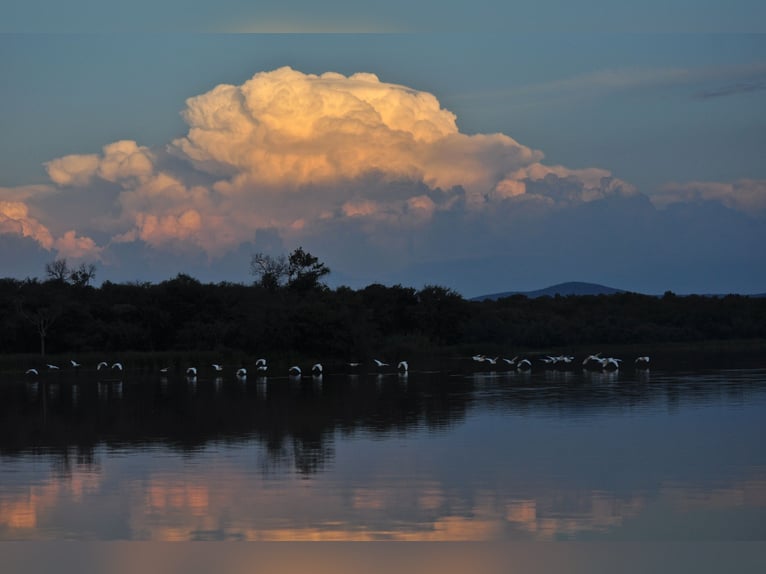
53 230 103 260
14 67 656 262
341 199 380 218
1 201 101 261
653 179 766 214
134 210 202 244
0 201 54 249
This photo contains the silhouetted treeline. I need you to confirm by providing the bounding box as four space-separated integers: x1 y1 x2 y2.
1 275 765 358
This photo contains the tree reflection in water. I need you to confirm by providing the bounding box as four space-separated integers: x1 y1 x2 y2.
1 368 765 543
2 369 766 477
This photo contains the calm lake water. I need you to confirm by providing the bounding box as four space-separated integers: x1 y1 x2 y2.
2 363 765 546
0 367 766 574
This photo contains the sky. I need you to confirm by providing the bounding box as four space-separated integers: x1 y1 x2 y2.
1 2 765 297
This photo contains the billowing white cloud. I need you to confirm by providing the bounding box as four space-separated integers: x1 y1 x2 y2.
80 66 628 255
30 67 572 255
96 140 155 183
45 140 155 187
652 179 766 215
172 67 541 195
4 65 761 293
45 153 100 187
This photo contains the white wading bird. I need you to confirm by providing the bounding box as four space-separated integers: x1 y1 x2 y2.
255 358 268 373
397 361 408 373
600 357 621 371
582 353 604 370
212 364 223 372
635 356 651 369
97 361 108 370
289 366 302 377
236 368 247 378
25 368 39 376
112 362 123 371
542 355 575 368
516 358 532 371
312 363 323 376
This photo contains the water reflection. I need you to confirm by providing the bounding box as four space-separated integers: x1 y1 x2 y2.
1 368 765 541
2 454 764 541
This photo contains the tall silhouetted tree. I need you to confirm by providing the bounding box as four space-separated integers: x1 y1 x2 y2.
286 247 330 292
250 247 330 292
69 262 97 287
250 252 289 290
45 258 70 282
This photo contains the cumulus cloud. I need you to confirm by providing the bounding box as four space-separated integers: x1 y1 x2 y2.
172 67 541 196
45 140 155 187
97 140 155 183
0 201 102 262
0 201 54 249
45 153 100 187
10 65 759 291
53 230 103 260
86 66 630 256
30 67 579 256
496 163 636 206
652 179 766 215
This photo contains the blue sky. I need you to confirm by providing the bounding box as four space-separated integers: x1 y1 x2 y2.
3 1 766 33
1 3 765 296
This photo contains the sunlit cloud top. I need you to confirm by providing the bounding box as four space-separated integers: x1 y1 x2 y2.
173 67 540 192
25 66 596 257
1 63 763 294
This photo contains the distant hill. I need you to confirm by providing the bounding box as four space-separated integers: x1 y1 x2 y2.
471 281 627 301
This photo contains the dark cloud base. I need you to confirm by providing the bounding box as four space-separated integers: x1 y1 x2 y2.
4 190 764 297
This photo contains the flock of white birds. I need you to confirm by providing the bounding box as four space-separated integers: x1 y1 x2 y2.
471 352 650 371
24 359 122 376
23 357 411 378
24 354 648 378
